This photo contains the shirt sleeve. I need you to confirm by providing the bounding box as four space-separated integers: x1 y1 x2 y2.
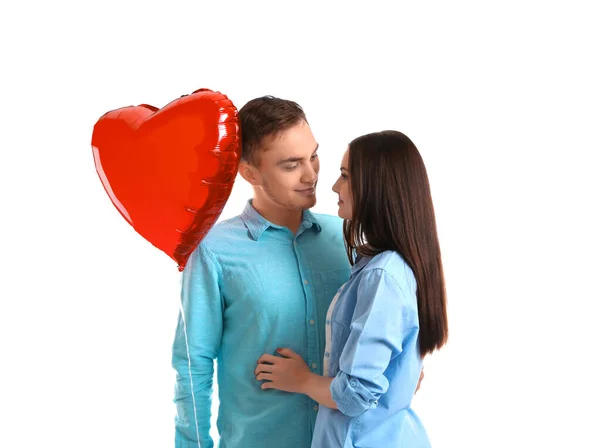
172 243 224 448
330 268 410 417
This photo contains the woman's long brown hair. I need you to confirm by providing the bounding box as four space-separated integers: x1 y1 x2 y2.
343 130 448 356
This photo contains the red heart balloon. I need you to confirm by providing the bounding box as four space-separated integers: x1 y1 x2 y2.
91 88 241 271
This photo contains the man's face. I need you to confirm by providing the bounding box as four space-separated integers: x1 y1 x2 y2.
253 121 320 211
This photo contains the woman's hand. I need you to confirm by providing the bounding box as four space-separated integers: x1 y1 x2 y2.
415 367 425 394
255 348 311 394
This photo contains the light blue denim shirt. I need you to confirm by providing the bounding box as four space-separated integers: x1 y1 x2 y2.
313 250 431 448
172 200 350 448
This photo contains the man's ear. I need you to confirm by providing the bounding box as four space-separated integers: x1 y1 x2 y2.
238 161 262 186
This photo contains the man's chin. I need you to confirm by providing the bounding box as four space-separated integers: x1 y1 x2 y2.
303 195 317 209
289 195 317 210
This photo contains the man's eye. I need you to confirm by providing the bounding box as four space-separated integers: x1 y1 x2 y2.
311 153 319 160
284 164 298 171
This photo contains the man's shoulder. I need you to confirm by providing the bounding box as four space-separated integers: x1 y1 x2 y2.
196 214 246 253
312 212 343 222
312 212 344 232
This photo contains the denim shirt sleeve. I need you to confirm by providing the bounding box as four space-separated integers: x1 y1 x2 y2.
172 243 224 448
330 269 407 417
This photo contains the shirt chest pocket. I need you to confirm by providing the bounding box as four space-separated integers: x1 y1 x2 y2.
319 268 349 305
227 260 306 332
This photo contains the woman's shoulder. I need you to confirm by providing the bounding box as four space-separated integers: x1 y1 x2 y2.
363 250 417 294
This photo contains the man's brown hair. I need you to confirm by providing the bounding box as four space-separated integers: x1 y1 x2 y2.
239 96 307 165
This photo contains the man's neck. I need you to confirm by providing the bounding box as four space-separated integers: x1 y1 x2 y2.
251 196 303 235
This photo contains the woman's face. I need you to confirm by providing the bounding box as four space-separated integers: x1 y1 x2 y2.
332 148 352 220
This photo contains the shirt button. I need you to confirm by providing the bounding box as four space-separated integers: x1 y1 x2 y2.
304 279 309 285
313 405 319 411
350 380 356 387
309 319 315 326
325 352 329 357
326 320 330 325
312 362 317 369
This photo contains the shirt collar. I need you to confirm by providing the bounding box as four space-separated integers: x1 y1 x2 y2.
241 200 322 241
302 208 322 233
351 253 372 274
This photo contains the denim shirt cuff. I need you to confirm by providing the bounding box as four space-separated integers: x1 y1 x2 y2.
331 371 379 417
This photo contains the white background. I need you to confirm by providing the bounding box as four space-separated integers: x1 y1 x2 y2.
1 1 599 447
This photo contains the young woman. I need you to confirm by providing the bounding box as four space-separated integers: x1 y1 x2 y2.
255 130 448 447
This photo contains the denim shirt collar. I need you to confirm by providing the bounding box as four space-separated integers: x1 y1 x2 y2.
351 253 372 274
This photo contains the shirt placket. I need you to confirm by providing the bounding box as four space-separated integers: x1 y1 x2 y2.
293 226 321 431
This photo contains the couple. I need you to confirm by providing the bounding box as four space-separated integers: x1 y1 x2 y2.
172 96 448 448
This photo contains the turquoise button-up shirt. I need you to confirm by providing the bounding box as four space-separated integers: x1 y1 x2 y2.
172 200 350 448
313 251 431 447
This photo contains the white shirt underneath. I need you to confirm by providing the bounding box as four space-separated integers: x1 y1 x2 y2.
323 282 347 376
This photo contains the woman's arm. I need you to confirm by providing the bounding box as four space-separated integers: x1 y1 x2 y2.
256 269 418 417
301 372 338 409
255 348 337 409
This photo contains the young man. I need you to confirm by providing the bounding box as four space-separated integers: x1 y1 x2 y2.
172 96 351 447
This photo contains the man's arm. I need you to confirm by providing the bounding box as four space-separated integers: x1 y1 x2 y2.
172 243 224 448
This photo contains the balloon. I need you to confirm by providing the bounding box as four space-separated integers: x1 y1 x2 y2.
91 88 241 271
